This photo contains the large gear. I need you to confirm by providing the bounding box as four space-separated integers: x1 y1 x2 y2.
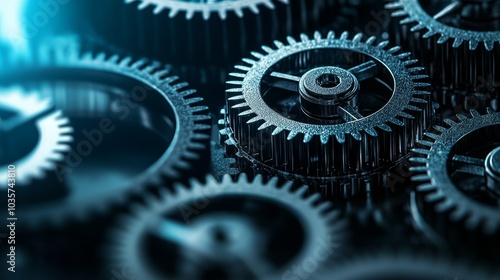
0 44 210 228
386 0 500 109
221 30 432 197
83 0 337 83
320 250 497 280
0 87 73 186
409 109 500 249
107 174 346 280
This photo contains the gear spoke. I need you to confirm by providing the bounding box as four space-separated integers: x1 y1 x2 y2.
433 1 463 20
454 164 485 176
338 104 363 122
452 154 485 166
268 72 301 92
348 60 378 82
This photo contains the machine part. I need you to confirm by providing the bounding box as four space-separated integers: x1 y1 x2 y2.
319 250 497 280
222 30 432 197
83 0 337 81
0 87 73 186
386 0 500 109
107 174 346 280
0 44 210 228
410 109 500 244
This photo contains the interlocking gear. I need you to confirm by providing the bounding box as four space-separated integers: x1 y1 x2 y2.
221 30 432 197
0 87 73 186
410 109 500 242
386 0 500 109
0 45 210 228
107 174 346 280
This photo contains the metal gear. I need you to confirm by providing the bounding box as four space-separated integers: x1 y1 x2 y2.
0 87 73 186
386 0 500 109
221 30 432 197
83 0 337 83
107 174 346 280
0 44 210 228
409 109 500 243
319 250 497 280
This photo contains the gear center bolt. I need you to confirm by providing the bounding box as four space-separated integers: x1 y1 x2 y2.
299 66 359 119
485 146 500 195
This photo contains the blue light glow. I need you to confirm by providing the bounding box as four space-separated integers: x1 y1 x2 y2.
0 1 28 49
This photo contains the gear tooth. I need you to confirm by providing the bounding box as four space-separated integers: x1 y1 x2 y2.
387 46 401 54
450 207 466 221
400 17 416 24
258 121 272 131
287 131 299 140
410 97 428 103
242 58 256 65
303 133 313 143
229 72 246 78
286 36 297 45
391 10 407 17
327 30 335 39
271 127 284 136
306 192 322 204
425 191 443 203
411 74 428 81
437 35 449 44
226 89 244 94
422 30 436 38
412 148 430 155
443 119 456 127
353 33 363 43
340 31 349 40
222 173 234 184
335 133 346 144
295 185 309 197
300 33 309 42
313 31 322 41
217 9 227 20
410 157 428 164
465 215 481 230
131 59 147 69
452 38 464 48
424 132 441 139
234 8 244 18
179 89 196 97
320 134 330 144
365 36 377 45
238 173 249 183
435 198 454 212
238 109 254 116
470 109 480 117
416 183 435 192
283 181 294 191
378 123 392 132
246 116 262 124
168 8 179 18
469 40 479 50
410 23 426 32
253 174 264 185
316 201 333 213
351 131 362 141
409 166 427 172
231 102 249 109
377 41 389 49
247 4 259 15
153 5 165 15
456 114 469 121
137 1 150 10
416 139 434 147
412 174 430 182
484 41 495 51
261 45 274 54
385 2 403 9
486 107 495 114
251 51 264 59
399 111 415 119
273 40 285 48
263 0 275 9
413 90 430 95
365 128 378 137
403 59 419 66
186 10 196 20
227 80 243 85
390 118 405 126
267 176 279 186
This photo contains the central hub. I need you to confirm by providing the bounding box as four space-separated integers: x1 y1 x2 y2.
485 146 500 195
299 66 359 119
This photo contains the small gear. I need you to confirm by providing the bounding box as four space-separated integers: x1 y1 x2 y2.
0 44 210 228
221 30 432 197
82 0 337 83
409 109 500 247
107 174 346 280
319 250 497 280
386 0 500 109
0 87 73 186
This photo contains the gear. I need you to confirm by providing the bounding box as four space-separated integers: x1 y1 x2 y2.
0 44 210 228
319 250 497 280
409 109 500 246
386 0 500 109
83 0 337 83
0 87 73 186
107 174 346 280
221 30 432 197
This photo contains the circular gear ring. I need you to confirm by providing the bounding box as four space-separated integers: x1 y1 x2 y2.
107 174 346 280
0 44 211 228
0 88 73 186
410 108 500 240
222 30 432 197
84 0 337 84
386 0 500 109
